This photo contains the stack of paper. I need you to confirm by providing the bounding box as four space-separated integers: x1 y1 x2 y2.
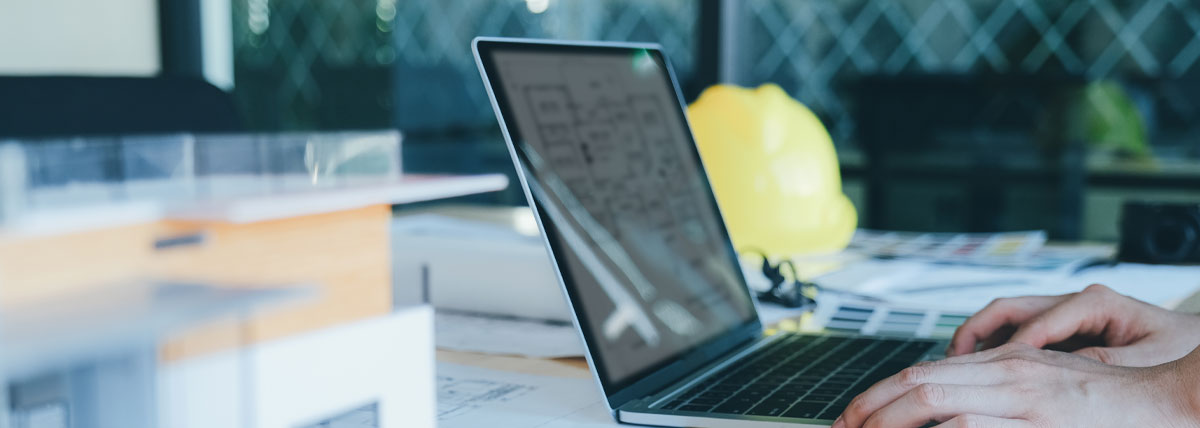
434 311 583 358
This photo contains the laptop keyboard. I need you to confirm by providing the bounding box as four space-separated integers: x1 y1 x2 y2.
659 334 937 420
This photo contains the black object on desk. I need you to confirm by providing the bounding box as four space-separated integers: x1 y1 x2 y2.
1119 201 1200 264
746 251 817 309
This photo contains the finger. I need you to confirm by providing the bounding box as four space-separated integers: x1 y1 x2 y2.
937 341 1041 367
1075 334 1198 368
1072 345 1162 367
1009 286 1118 349
1042 334 1106 353
950 295 1066 356
909 350 1012 372
840 363 1008 428
933 415 1034 428
860 384 1020 428
1073 346 1122 365
979 324 1018 351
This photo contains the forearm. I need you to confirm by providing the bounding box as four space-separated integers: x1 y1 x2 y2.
1173 345 1200 424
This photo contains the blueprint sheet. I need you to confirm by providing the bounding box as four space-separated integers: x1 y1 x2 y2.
437 362 617 427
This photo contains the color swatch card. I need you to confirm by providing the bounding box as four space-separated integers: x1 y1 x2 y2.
808 296 972 339
849 230 1044 265
847 229 1108 272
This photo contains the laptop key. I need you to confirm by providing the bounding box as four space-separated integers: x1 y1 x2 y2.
760 375 792 383
821 382 855 390
782 386 815 395
747 403 788 417
665 334 941 420
758 397 795 407
818 410 842 420
739 389 769 399
782 403 826 419
905 341 936 352
770 391 803 400
712 401 754 415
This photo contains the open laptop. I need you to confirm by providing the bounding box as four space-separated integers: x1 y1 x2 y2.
473 37 947 427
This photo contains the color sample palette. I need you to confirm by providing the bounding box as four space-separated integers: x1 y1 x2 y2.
812 298 972 339
846 229 1111 272
849 230 1046 266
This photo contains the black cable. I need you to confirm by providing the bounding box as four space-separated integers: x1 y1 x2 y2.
739 249 817 309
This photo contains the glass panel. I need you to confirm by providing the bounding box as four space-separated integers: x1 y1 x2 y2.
734 0 1200 239
737 0 1200 150
230 0 699 133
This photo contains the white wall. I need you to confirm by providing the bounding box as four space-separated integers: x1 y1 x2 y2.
0 0 160 76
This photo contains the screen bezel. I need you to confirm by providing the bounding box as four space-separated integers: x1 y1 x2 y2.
473 37 763 408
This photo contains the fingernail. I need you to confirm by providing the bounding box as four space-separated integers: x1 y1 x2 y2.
832 416 845 428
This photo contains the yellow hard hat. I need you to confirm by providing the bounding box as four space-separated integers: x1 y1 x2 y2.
689 84 857 256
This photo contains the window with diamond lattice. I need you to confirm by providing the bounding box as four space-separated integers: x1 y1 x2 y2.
391 0 698 133
232 0 394 131
230 0 698 133
737 0 1200 148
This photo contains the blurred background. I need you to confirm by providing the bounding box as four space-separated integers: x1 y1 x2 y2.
3 1 1200 427
4 0 1200 241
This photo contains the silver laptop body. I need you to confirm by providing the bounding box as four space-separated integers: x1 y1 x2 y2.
473 37 946 427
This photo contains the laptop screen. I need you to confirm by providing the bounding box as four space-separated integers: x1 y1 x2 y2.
477 40 758 392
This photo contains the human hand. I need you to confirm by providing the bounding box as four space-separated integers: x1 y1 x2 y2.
835 343 1200 428
948 284 1200 367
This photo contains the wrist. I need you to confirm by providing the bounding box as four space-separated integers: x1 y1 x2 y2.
1189 349 1200 422
1168 346 1200 425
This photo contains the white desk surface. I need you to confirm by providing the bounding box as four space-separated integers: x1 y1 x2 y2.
435 257 1200 427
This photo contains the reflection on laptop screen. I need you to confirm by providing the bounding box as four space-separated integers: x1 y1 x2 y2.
487 46 757 387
